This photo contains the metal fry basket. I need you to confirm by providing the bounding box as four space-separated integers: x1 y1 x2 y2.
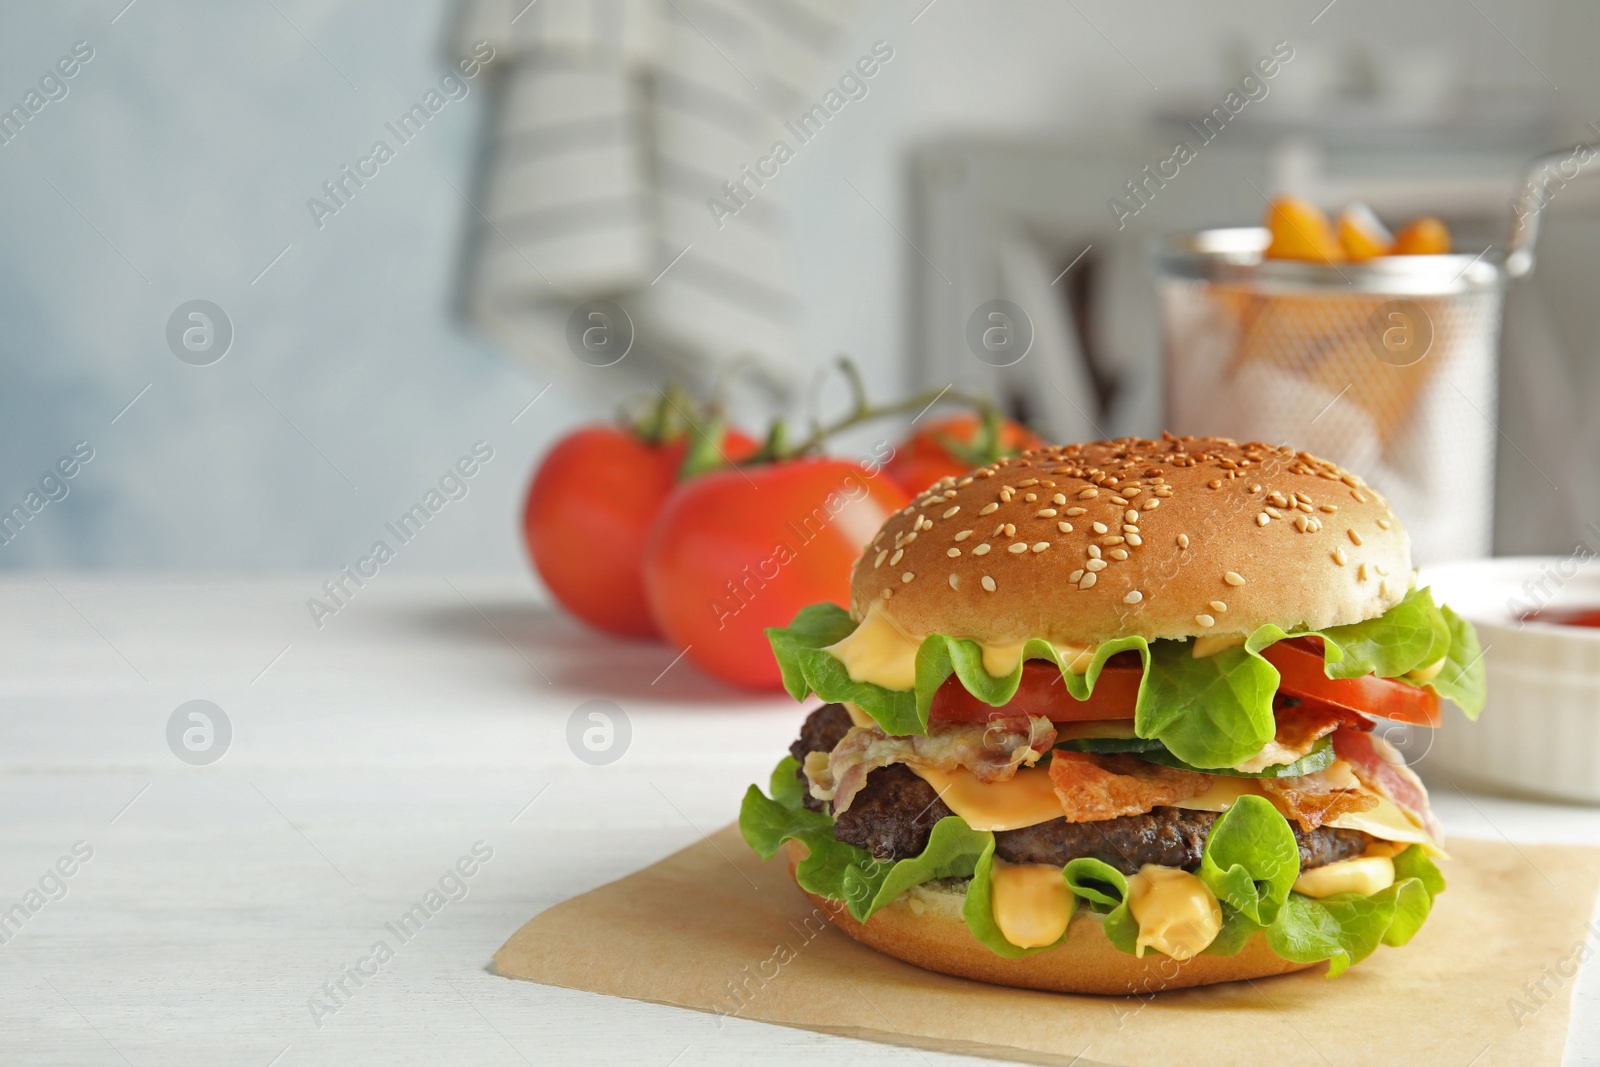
1155 164 1554 563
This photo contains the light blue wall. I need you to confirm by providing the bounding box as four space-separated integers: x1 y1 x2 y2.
0 0 588 570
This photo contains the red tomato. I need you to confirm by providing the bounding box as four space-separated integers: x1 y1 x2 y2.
930 659 1142 723
524 426 756 638
884 415 1046 495
1259 639 1442 727
643 459 909 689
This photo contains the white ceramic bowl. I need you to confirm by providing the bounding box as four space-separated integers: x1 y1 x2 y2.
1416 557 1600 803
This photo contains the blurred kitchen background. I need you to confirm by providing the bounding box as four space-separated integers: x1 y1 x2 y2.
3 0 1598 571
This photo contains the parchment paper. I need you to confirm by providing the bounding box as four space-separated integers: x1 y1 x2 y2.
495 826 1600 1066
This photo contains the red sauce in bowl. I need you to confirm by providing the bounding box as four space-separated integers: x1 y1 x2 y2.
1521 608 1600 628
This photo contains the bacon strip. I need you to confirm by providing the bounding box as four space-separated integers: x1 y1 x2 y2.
1233 699 1366 772
1047 751 1213 823
811 715 1056 815
1332 727 1444 842
1257 775 1378 832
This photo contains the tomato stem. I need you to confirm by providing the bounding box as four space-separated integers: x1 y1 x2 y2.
743 356 999 465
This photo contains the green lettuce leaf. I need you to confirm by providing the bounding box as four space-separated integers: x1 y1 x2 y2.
768 586 1486 769
1062 857 1139 953
1430 604 1486 717
850 817 990 922
1265 845 1444 976
740 757 991 922
1196 795 1300 926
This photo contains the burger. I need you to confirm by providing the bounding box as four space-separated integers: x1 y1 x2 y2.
739 436 1485 993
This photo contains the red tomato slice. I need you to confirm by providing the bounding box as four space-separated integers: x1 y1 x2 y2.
1258 639 1442 727
929 659 1141 723
926 640 1441 727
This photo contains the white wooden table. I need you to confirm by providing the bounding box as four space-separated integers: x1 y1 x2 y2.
2 575 1598 1066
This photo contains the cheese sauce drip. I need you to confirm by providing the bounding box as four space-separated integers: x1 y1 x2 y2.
1126 865 1222 959
989 859 1073 948
823 603 1092 692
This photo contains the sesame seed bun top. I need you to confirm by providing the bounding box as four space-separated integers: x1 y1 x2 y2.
849 435 1412 646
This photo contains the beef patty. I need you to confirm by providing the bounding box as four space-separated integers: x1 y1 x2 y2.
789 703 1374 874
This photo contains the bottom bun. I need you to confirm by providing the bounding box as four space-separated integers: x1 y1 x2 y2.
786 840 1318 994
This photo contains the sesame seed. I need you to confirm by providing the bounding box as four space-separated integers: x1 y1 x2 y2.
1037 508 1058 517
1125 487 1142 497
1321 505 1339 513
954 530 973 541
958 476 973 487
1110 496 1128 506
1008 542 1029 554
881 588 892 599
1266 507 1282 519
1377 518 1391 529
981 576 996 592
1093 522 1109 534
1088 545 1101 559
1032 542 1049 553
947 548 961 558
1066 507 1087 516
1270 492 1288 508
1143 498 1159 511
1052 493 1067 505
1208 480 1222 489
948 574 960 589
1104 536 1126 545
874 550 888 568
1177 534 1190 549
1058 522 1073 533
1079 572 1097 589
1125 509 1138 523
1294 514 1309 532
1351 490 1367 503
1123 523 1139 533
1380 578 1393 598
1126 534 1142 546
1296 501 1314 513
1109 548 1129 560
1224 571 1245 586
1154 487 1173 497
1295 491 1312 504
1086 559 1107 572
903 531 918 544
1348 529 1363 546
1003 524 1016 537
1079 488 1099 499
1332 548 1346 566
973 543 992 556
1196 613 1215 627
901 572 915 583
1124 590 1143 604
890 549 904 565
1025 492 1038 502
980 503 999 515
943 506 961 519
1250 484 1262 493
1018 479 1038 487
1358 563 1370 581
1257 513 1270 526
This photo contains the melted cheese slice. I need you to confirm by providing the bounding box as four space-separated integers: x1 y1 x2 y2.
989 860 1073 948
908 765 1063 831
1292 852 1396 898
822 603 1092 691
1126 865 1222 959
